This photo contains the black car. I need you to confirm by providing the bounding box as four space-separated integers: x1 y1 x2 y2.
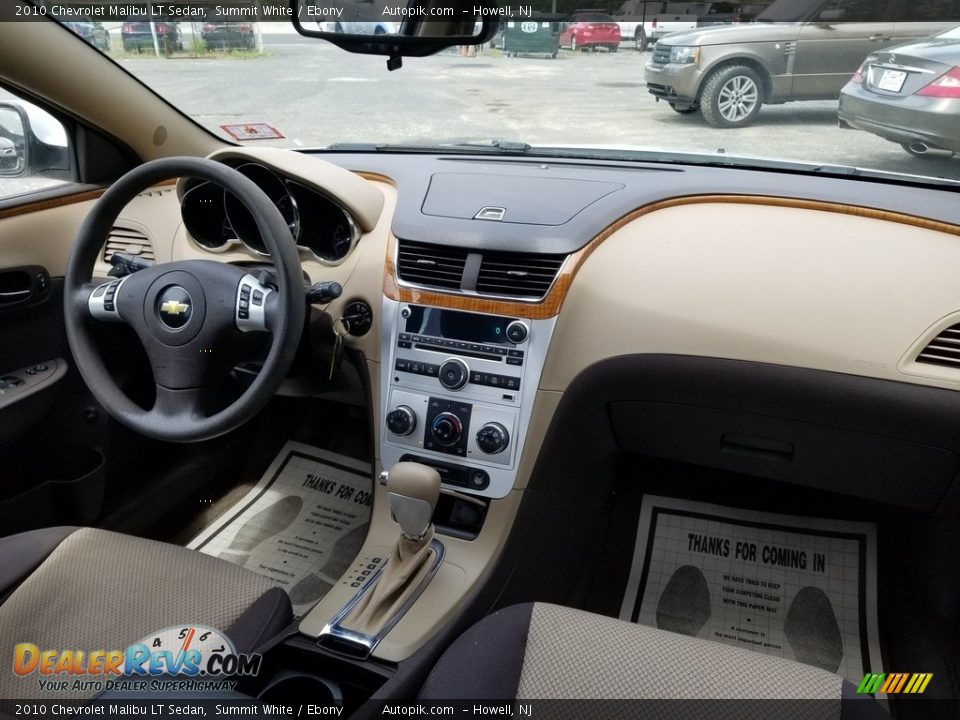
201 21 258 50
63 21 110 51
121 19 183 53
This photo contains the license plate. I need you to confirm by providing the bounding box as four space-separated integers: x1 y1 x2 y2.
877 68 907 92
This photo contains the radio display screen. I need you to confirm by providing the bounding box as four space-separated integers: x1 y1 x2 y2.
404 306 516 345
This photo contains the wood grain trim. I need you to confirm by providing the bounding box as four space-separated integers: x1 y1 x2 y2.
0 178 179 222
0 187 105 221
383 194 960 319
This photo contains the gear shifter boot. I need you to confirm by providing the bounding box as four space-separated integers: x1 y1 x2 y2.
339 462 442 637
340 527 437 635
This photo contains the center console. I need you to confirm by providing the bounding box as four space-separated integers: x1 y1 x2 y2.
380 299 556 499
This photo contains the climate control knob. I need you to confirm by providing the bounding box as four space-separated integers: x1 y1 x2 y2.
439 358 469 391
430 412 463 447
386 406 417 436
476 422 510 455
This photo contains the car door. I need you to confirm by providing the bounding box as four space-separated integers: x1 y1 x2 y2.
0 88 129 536
791 0 897 98
891 0 960 45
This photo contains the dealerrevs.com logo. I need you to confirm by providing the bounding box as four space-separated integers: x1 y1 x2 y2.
13 626 261 693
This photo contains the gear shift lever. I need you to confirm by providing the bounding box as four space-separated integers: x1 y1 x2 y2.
340 462 442 636
387 462 441 541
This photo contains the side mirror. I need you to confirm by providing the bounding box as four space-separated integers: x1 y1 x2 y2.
0 101 71 181
0 103 28 178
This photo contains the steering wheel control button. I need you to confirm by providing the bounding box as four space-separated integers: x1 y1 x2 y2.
386 405 417 436
476 422 510 455
236 273 271 332
88 278 127 322
505 321 529 344
439 358 469 390
156 286 193 330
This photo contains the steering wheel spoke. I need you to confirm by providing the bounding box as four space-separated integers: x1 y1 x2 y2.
153 384 211 422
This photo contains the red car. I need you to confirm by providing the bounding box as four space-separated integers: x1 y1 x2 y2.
560 10 622 52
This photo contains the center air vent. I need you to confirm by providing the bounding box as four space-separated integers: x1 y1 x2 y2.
476 250 566 299
396 240 468 291
103 225 155 264
916 324 960 370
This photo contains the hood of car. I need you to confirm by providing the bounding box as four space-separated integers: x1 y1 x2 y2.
656 22 802 47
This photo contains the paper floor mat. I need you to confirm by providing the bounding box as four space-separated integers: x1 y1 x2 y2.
188 441 372 616
619 495 882 685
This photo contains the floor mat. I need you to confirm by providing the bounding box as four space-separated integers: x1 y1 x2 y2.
188 440 372 616
619 495 882 685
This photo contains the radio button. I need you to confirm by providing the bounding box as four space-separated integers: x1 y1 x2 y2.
439 359 469 390
399 333 411 341
506 357 523 366
424 364 439 377
412 335 422 342
508 349 524 358
398 340 412 349
506 321 529 344
395 359 410 372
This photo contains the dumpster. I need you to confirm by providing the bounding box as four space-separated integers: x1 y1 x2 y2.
502 16 563 58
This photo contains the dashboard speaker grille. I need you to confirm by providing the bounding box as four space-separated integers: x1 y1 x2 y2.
917 324 960 369
476 250 566 299
396 240 468 291
103 225 156 263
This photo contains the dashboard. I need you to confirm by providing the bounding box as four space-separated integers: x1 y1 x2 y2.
160 148 960 505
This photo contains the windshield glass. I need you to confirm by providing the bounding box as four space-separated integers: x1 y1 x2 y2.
40 1 960 184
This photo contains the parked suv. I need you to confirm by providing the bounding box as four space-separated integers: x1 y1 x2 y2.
644 0 960 127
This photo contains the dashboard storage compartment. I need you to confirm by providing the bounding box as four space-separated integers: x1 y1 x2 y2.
0 443 106 534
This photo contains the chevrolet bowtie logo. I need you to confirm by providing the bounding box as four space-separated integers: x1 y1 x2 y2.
160 300 190 315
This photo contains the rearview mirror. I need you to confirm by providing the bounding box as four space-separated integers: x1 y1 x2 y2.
291 0 494 64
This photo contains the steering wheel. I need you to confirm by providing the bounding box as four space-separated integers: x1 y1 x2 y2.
64 157 306 443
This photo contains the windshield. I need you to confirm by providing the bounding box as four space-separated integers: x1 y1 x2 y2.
40 1 960 185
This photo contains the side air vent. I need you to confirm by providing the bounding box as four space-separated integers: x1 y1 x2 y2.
396 240 467 291
476 250 566 299
917 324 960 370
103 226 155 264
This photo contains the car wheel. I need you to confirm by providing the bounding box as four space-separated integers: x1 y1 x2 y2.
551 52 558 59
701 64 764 128
571 36 578 51
635 30 648 52
609 44 618 53
669 103 699 115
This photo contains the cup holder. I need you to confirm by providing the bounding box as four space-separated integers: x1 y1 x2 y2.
258 672 343 705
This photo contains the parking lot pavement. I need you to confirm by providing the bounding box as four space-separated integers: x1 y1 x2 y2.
46 38 960 182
